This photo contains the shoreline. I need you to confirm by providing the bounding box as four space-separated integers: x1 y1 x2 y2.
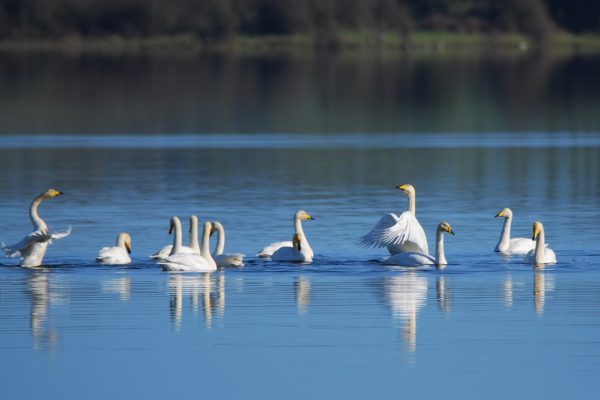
1 32 600 55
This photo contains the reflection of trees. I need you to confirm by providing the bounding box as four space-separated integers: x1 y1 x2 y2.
168 273 226 331
383 273 428 352
294 276 311 314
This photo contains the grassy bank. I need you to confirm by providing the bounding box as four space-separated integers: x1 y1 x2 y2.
1 31 600 55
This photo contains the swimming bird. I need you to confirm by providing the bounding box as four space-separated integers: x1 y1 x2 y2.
158 217 216 272
212 221 245 267
2 189 71 267
271 233 312 262
524 221 556 266
360 184 428 255
384 222 454 268
257 210 314 260
494 208 536 254
96 232 132 265
151 215 198 260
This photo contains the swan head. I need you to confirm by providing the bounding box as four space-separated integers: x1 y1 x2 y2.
293 233 302 251
189 215 198 233
439 221 455 235
118 232 132 253
296 210 314 221
495 208 513 218
168 216 180 234
395 184 415 196
206 221 217 237
532 221 544 240
42 188 63 199
212 221 224 232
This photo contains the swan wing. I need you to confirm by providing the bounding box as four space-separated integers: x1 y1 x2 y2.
257 241 293 257
214 253 245 268
96 246 131 265
508 238 536 254
2 226 69 257
151 245 195 260
271 246 309 262
384 252 435 267
360 212 428 254
158 253 215 272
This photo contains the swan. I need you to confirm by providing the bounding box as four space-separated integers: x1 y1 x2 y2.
524 221 557 266
2 189 71 267
494 208 536 254
271 233 311 263
158 217 216 272
257 210 314 259
151 215 198 260
211 221 245 267
384 222 454 268
359 184 428 255
96 232 132 265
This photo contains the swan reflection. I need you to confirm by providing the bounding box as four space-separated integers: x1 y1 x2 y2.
533 270 555 314
28 272 66 350
436 276 451 313
504 274 514 307
383 273 428 352
294 276 311 314
168 273 226 331
101 277 132 301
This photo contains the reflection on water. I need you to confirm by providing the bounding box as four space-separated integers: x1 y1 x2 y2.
383 273 428 352
534 270 555 315
28 273 63 350
294 276 311 314
101 277 132 301
504 274 514 307
436 276 451 313
168 273 225 331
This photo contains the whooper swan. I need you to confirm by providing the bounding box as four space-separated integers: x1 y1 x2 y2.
96 232 132 265
271 233 311 263
494 208 535 254
524 221 557 266
2 189 71 267
360 184 428 255
212 221 245 267
385 222 454 268
257 210 314 260
158 217 216 272
151 215 198 260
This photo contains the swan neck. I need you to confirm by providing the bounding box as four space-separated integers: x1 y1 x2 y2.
497 216 512 251
201 225 212 261
535 230 546 263
29 195 47 230
171 219 183 255
294 216 313 257
407 192 416 215
117 234 126 248
435 229 447 266
214 224 225 255
294 216 305 237
190 219 200 254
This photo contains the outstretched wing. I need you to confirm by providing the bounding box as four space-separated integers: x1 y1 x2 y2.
257 241 292 257
2 226 71 257
359 212 428 255
49 226 71 242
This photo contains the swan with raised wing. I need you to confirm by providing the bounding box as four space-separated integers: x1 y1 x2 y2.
360 184 428 255
524 221 556 266
2 189 71 267
212 221 244 267
384 222 454 268
96 232 132 265
494 208 535 254
257 210 314 260
158 217 216 272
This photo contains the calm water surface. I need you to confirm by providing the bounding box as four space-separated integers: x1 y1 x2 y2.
1 132 599 399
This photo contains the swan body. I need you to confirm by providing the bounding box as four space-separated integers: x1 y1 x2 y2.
2 189 71 267
385 222 454 268
494 208 536 254
96 232 132 265
360 184 428 255
212 221 245 267
151 216 199 260
524 221 557 265
158 217 215 272
271 233 311 263
258 210 314 261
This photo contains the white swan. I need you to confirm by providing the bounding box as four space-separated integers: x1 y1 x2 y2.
271 233 312 262
2 189 71 267
524 221 557 266
494 208 536 254
151 215 198 260
212 221 245 267
257 210 314 260
384 222 454 268
158 217 216 272
96 232 132 265
195 220 218 270
360 184 428 255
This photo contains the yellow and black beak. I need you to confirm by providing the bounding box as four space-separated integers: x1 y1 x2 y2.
306 214 314 220
448 227 455 235
532 224 541 241
125 241 132 254
495 211 504 218
168 222 174 235
395 184 407 191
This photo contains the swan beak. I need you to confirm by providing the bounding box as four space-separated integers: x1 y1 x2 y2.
168 222 174 235
125 241 132 254
532 224 541 240
306 215 314 220
449 228 455 235
495 211 503 218
395 185 407 191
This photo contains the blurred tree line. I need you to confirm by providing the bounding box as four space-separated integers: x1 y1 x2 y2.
0 0 597 41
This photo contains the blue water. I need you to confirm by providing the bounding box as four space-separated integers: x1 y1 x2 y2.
1 132 600 399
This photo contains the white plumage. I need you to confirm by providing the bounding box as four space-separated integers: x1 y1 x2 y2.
524 221 557 265
258 210 314 262
494 208 536 254
212 221 245 267
96 232 132 265
158 216 215 272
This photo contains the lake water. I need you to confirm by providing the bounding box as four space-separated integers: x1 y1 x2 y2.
1 52 600 399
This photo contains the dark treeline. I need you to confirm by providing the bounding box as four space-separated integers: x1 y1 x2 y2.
0 0 598 42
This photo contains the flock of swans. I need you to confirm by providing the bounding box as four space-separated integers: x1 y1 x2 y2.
1 186 557 271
